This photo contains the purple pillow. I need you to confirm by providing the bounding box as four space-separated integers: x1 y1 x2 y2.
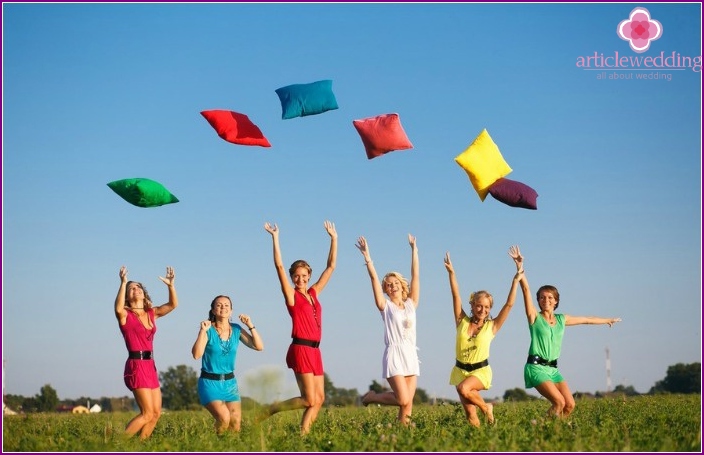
488 178 538 210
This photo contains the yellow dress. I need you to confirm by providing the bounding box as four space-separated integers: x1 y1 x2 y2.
449 316 494 389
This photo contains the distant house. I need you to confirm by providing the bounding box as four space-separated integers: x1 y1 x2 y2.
3 403 17 415
71 406 90 414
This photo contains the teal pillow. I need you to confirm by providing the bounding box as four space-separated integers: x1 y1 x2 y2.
275 80 339 120
107 178 179 208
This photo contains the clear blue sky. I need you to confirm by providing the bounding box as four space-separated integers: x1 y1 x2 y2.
3 3 701 403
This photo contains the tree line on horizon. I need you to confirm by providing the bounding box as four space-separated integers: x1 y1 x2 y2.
4 362 700 413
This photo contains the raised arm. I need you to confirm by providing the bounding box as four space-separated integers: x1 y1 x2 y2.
408 234 419 306
356 236 386 311
264 222 294 305
114 266 128 325
154 266 178 318
492 246 525 334
311 220 338 294
512 246 537 324
443 252 465 326
564 315 622 327
238 314 264 351
192 320 211 359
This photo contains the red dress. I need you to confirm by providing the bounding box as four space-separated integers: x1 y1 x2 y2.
285 288 324 375
120 310 160 390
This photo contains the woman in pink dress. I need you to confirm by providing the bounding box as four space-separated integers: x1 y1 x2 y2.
114 265 178 439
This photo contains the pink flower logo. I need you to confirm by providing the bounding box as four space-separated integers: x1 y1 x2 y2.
617 7 663 53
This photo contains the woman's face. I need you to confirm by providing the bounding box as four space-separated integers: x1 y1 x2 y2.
472 295 492 320
127 283 144 302
212 297 232 318
291 267 310 290
538 290 558 312
383 276 403 297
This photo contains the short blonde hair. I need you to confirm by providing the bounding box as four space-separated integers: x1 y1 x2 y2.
382 272 410 301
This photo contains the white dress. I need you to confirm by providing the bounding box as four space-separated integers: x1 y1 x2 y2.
380 298 420 378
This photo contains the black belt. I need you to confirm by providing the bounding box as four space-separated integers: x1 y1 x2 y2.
527 354 558 368
455 358 489 373
128 351 152 360
200 370 235 381
292 337 320 348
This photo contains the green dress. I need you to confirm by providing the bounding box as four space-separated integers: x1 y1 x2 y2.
524 313 565 388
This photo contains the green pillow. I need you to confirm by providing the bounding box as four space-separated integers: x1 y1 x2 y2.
107 178 179 208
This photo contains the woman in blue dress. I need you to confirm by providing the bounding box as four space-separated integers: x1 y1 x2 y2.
192 295 263 434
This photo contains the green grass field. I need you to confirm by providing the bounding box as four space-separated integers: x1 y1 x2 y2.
3 394 701 452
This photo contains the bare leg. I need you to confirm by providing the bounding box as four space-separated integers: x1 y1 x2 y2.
535 380 574 417
456 376 493 424
205 401 232 434
125 388 161 439
227 401 242 432
363 375 416 425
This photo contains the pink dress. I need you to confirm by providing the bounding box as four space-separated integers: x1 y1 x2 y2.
120 310 159 390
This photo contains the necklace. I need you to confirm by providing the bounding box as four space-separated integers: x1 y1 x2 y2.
215 324 232 355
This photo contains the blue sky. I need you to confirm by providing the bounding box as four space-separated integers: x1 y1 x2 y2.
3 3 701 404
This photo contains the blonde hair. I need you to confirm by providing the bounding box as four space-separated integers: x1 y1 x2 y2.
382 272 410 301
469 290 493 321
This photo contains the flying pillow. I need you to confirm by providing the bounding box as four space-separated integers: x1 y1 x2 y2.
353 113 413 159
275 80 339 120
488 178 538 210
107 178 179 208
200 110 271 147
454 129 512 201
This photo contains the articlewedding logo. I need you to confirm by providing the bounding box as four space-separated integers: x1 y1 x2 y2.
617 7 662 53
575 6 701 80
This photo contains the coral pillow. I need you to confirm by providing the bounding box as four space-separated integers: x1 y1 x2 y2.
353 113 413 159
107 178 179 208
200 110 271 147
275 80 339 120
488 178 538 210
454 129 512 201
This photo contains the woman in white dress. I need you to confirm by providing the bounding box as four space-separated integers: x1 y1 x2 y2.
355 234 419 425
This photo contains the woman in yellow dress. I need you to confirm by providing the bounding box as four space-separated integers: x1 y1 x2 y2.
443 246 524 427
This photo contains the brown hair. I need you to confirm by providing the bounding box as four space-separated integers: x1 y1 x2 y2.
289 260 312 277
124 281 153 310
537 285 560 310
209 295 233 322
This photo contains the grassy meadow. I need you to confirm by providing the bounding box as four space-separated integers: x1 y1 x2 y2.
3 394 701 452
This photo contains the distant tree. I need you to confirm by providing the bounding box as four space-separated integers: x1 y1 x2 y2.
612 384 640 396
367 380 389 394
109 396 135 412
324 373 359 406
413 387 430 404
160 365 199 410
650 362 701 394
503 388 534 402
35 384 59 412
4 394 25 412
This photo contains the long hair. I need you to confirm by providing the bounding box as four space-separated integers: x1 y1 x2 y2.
209 295 233 322
382 272 410 301
469 290 494 321
536 285 560 310
124 281 153 310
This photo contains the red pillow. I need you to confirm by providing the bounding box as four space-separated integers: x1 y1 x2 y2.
200 110 271 147
488 178 538 210
352 113 413 159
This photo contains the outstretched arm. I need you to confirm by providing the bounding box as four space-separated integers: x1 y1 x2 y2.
114 266 128 325
311 220 338 294
443 252 465 326
264 222 294 305
356 236 386 311
238 314 264 351
564 316 622 327
154 266 178 318
408 234 419 306
492 246 525 334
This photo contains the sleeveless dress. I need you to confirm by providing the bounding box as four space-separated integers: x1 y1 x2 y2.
120 310 159 390
286 288 324 375
524 313 565 388
380 298 420 378
198 323 242 405
449 316 494 389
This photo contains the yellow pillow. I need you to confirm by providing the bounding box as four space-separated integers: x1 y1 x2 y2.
454 129 512 201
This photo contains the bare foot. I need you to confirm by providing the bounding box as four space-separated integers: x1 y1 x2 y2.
486 403 495 425
361 391 374 407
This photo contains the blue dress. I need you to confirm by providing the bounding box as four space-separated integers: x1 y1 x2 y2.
198 323 242 405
